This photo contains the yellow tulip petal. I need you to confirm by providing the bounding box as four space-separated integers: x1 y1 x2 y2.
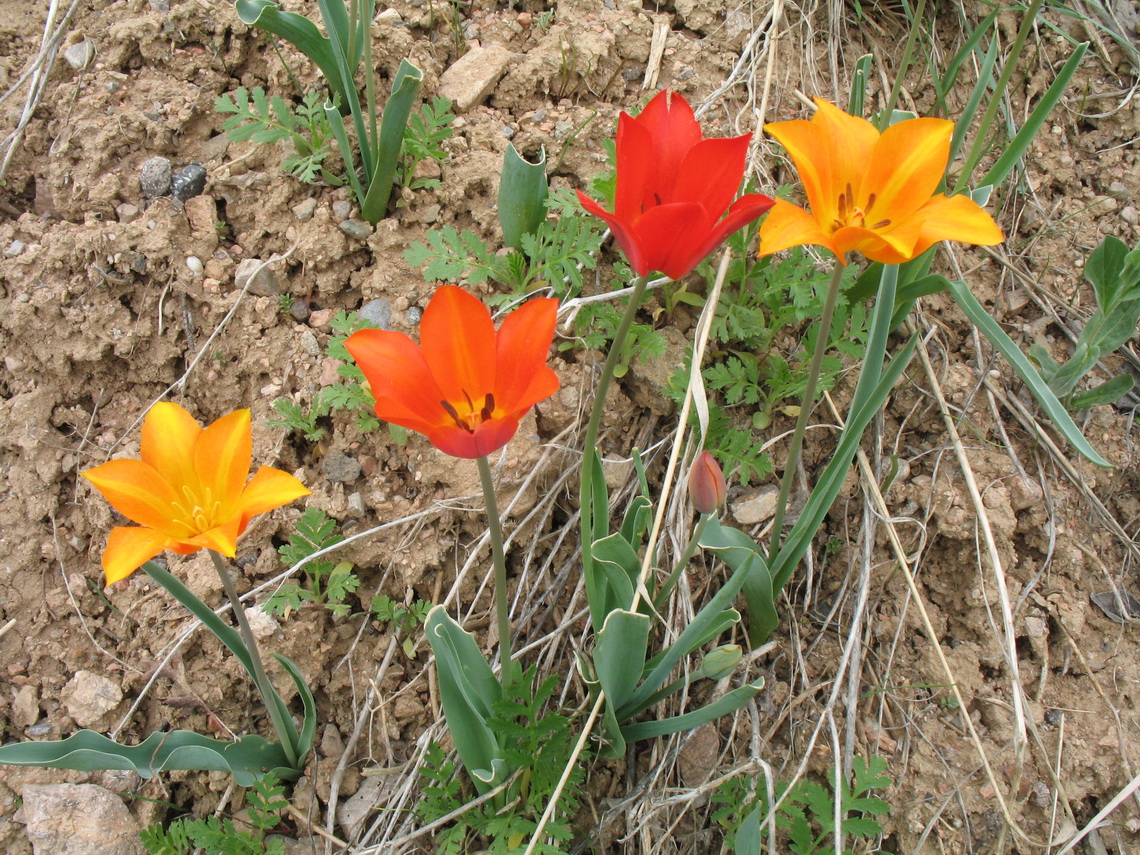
237 466 310 531
185 515 243 557
140 402 203 492
860 117 952 223
194 409 252 514
831 224 920 266
102 526 173 585
83 459 187 535
908 193 1005 258
758 199 838 260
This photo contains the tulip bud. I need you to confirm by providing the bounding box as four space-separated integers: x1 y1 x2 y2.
688 451 727 514
697 644 742 680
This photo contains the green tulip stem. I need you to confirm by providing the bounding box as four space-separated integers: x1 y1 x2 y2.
767 261 845 560
581 274 652 568
653 512 712 610
477 455 513 684
209 550 298 768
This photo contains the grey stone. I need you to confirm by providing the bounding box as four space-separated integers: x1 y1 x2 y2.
730 487 779 525
235 258 280 296
26 720 52 736
115 203 140 223
332 200 353 219
170 163 207 201
346 492 366 518
376 8 402 23
290 299 311 323
323 449 361 483
139 156 172 198
292 198 318 220
1108 181 1130 201
405 306 423 326
149 0 170 10
5 239 25 256
1122 205 1139 225
358 298 392 329
17 783 143 855
61 670 123 727
337 776 384 842
439 44 515 111
12 684 39 727
339 219 372 240
299 329 321 357
63 39 95 71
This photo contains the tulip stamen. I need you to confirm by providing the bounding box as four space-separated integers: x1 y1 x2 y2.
480 393 495 423
440 399 473 433
869 219 891 230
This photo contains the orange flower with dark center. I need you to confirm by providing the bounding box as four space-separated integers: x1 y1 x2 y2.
82 403 310 584
345 286 560 459
759 99 1004 265
577 90 774 280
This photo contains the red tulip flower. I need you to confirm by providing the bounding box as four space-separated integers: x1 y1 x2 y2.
345 286 560 459
577 90 774 280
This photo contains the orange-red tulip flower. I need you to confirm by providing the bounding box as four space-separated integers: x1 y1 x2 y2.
688 451 727 514
758 99 1004 265
345 286 560 460
577 90 774 280
82 403 310 585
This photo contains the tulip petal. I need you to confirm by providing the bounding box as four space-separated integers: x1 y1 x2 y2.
237 466 310 532
494 297 559 412
140 402 202 491
694 192 776 263
635 91 702 199
186 515 243 557
758 199 838 260
577 191 650 275
421 286 498 405
428 417 520 460
630 201 716 280
860 117 952 223
908 193 1005 259
767 100 878 225
672 134 752 218
345 328 446 435
102 526 174 585
613 113 655 222
831 223 920 266
83 459 187 535
194 409 252 519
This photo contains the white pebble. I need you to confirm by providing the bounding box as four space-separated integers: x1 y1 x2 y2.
186 256 204 275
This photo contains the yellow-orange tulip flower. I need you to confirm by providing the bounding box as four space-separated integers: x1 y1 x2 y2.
83 403 310 584
759 99 1003 265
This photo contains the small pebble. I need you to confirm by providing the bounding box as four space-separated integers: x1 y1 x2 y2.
501 125 515 138
358 298 392 330
332 200 353 219
186 256 204 275
298 330 321 357
139 156 172 199
234 258 279 296
377 8 402 23
63 38 95 71
5 239 25 256
292 198 318 221
170 164 207 201
405 306 423 326
1121 206 1138 226
1108 181 1129 201
309 308 335 330
26 721 53 736
1045 708 1064 726
290 299 311 323
346 493 366 518
116 203 140 224
339 219 372 240
323 449 362 484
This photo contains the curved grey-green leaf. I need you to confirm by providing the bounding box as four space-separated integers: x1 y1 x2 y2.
0 729 292 787
499 144 548 249
947 279 1109 467
595 609 650 713
620 678 764 743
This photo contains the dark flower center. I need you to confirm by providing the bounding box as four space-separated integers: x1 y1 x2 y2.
831 183 891 233
441 391 496 433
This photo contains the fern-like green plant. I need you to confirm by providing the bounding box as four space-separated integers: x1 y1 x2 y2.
265 508 357 617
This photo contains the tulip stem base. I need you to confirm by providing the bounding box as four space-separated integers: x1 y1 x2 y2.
654 512 712 610
768 262 845 559
477 455 513 683
209 550 298 769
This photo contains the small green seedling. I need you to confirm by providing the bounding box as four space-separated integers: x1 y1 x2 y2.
1030 235 1140 410
266 508 359 617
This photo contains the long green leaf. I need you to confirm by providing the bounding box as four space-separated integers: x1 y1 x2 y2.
772 334 920 591
848 264 898 419
234 0 347 108
592 532 640 611
620 678 764 742
273 654 317 763
424 606 505 791
326 102 366 206
980 43 1088 189
595 610 651 712
0 729 292 787
935 11 999 111
947 279 1109 466
700 519 777 645
361 59 424 223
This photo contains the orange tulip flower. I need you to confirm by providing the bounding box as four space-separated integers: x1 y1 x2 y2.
83 403 310 585
577 90 774 280
758 99 1003 265
345 286 560 460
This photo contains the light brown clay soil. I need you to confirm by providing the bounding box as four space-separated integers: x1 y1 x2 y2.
1 0 1139 853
